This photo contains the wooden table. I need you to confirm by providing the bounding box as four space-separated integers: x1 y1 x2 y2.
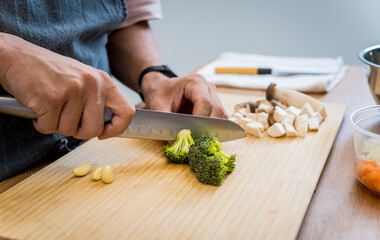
0 66 378 239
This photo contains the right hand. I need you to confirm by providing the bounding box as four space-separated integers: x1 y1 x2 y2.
0 33 135 140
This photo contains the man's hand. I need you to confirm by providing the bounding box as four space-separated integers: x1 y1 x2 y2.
141 72 228 118
0 33 135 139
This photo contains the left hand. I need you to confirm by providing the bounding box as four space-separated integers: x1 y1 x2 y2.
141 72 228 118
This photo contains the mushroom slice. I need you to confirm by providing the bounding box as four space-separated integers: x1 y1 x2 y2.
312 111 323 124
267 123 286 138
282 114 295 125
246 101 257 113
282 119 298 137
300 102 314 117
245 113 258 121
256 112 269 129
286 105 301 117
234 102 248 113
295 114 308 138
238 108 247 116
231 112 244 124
308 117 320 131
256 100 274 113
246 122 265 138
240 117 253 129
273 106 288 123
270 99 287 109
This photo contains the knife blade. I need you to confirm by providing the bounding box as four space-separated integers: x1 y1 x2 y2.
0 96 246 142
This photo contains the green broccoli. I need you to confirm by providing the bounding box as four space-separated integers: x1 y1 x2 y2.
163 129 195 163
188 136 236 186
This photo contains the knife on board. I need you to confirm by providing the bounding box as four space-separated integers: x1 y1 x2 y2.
0 96 246 142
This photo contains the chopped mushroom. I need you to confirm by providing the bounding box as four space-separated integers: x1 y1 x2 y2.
240 117 253 129
256 112 269 129
282 119 298 137
246 122 265 138
256 100 274 113
266 83 327 119
295 114 308 138
286 106 301 117
267 123 286 137
273 106 288 123
308 117 320 131
312 112 323 124
300 102 314 117
234 102 248 113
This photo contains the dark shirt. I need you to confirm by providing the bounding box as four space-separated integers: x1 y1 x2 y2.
0 0 127 181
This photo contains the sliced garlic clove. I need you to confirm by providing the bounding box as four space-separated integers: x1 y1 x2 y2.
92 167 103 181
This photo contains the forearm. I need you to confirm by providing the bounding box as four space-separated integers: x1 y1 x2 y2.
107 21 165 92
0 33 19 88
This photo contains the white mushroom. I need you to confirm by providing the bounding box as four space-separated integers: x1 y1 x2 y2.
312 111 323 124
266 83 327 119
300 102 314 117
267 123 286 138
246 122 265 138
231 112 244 124
256 112 269 129
245 113 258 121
274 106 288 123
308 117 320 131
238 108 247 116
295 114 308 138
282 119 298 137
256 100 274 113
286 105 301 117
240 117 253 129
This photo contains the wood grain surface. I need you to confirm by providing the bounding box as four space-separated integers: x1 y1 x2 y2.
297 66 380 240
0 92 345 240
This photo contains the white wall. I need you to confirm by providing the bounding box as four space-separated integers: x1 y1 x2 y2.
150 0 380 76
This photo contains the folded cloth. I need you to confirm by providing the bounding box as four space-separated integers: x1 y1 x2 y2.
196 52 348 93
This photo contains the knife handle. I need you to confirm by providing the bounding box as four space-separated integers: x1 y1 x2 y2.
0 96 113 123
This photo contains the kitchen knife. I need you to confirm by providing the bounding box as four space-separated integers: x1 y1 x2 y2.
0 96 246 142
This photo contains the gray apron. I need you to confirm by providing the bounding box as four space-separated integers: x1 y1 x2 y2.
0 0 127 181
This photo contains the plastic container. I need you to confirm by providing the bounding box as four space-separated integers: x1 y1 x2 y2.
351 105 380 195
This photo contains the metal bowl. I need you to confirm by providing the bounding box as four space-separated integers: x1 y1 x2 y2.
359 45 380 104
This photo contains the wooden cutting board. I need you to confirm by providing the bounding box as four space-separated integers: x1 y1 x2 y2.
0 92 345 240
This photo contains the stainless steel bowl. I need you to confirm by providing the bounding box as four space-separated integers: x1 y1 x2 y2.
359 45 380 104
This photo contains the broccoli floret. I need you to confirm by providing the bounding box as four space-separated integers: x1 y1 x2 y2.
188 136 236 186
163 129 194 163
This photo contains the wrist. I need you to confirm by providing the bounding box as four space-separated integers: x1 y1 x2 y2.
138 65 178 101
141 71 170 95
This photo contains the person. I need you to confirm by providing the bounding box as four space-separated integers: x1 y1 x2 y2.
0 0 227 181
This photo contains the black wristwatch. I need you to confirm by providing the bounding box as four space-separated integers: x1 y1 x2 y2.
138 65 178 102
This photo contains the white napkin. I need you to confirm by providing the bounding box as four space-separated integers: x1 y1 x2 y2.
196 52 348 93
